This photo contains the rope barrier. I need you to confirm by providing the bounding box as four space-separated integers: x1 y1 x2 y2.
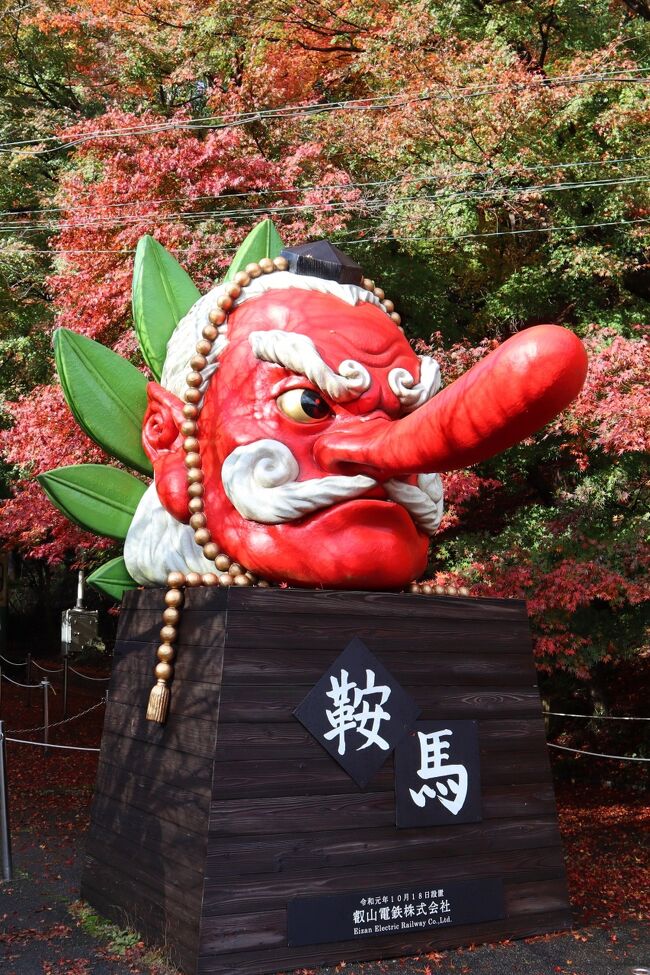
0 673 43 689
31 662 64 674
0 654 27 667
548 743 650 762
7 698 105 736
68 667 110 682
543 710 650 721
5 738 100 753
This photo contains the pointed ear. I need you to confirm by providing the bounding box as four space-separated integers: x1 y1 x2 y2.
143 382 190 522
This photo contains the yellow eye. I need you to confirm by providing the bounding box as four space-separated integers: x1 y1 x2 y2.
276 388 332 423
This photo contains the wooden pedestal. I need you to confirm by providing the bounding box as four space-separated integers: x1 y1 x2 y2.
81 587 571 975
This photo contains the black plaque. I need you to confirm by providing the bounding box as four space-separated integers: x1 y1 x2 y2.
287 877 504 947
395 720 482 828
293 637 420 787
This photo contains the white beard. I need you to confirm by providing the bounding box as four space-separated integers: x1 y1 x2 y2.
221 439 444 532
123 442 444 587
123 483 215 586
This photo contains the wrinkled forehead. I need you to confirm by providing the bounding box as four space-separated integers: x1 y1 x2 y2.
227 288 418 371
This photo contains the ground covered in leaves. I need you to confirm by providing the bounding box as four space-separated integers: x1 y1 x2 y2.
0 670 648 975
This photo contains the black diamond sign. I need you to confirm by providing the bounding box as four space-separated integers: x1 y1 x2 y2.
395 720 482 828
293 638 420 787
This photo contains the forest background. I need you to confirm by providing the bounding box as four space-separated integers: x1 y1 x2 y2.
0 0 648 748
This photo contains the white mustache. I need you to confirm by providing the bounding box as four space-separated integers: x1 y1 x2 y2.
221 439 444 533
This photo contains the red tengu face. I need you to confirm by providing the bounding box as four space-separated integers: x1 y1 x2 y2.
144 281 588 591
198 289 431 589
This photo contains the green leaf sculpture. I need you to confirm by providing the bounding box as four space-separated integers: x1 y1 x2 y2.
224 219 284 281
132 235 200 380
54 328 152 476
38 464 147 540
87 557 138 600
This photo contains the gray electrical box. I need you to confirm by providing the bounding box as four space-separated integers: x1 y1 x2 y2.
61 570 98 656
61 607 99 657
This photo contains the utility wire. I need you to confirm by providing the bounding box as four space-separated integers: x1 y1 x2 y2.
1 67 648 156
343 216 650 245
6 215 649 256
2 153 648 221
2 173 648 234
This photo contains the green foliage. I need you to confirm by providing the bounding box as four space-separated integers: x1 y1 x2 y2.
132 235 200 380
54 329 152 476
70 900 142 955
37 464 147 540
87 556 138 600
224 219 285 281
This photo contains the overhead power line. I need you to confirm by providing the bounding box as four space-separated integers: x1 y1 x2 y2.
343 216 650 245
3 153 648 222
5 215 648 257
1 67 648 156
1 173 648 235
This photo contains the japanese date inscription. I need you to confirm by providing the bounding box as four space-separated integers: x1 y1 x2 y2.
287 878 504 947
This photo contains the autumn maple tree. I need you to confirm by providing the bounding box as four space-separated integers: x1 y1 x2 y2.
0 0 648 719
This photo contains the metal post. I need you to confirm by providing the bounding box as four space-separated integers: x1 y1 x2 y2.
42 680 50 757
26 653 32 708
0 720 13 881
76 570 85 609
63 656 69 719
0 665 2 712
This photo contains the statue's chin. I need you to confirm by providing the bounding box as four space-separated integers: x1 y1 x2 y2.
215 498 430 590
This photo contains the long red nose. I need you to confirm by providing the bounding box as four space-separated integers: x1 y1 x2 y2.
314 324 588 477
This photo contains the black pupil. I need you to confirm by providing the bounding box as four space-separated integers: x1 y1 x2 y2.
300 389 329 419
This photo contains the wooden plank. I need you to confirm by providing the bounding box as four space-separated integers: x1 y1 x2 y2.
100 733 214 792
206 816 562 879
119 640 536 686
224 586 528 622
196 908 572 974
201 845 567 916
208 747 550 801
504 876 570 916
92 779 207 835
197 877 569 955
85 830 205 905
220 646 537 683
95 757 211 810
224 611 533 655
120 584 527 620
114 610 227 659
208 781 558 837
211 718 547 760
111 641 224 692
88 791 206 867
83 852 201 934
102 698 219 760
217 684 542 723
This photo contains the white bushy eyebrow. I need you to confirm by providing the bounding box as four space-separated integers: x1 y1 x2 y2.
388 356 441 411
248 329 371 403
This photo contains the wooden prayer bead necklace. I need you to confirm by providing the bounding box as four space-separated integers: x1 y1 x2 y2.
145 260 462 723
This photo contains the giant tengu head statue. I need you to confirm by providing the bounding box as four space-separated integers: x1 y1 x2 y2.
42 221 587 598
